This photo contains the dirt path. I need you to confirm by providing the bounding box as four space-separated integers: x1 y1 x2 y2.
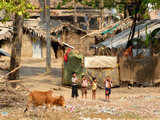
20 57 63 90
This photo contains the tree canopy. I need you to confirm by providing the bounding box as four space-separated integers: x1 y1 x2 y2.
0 0 34 22
60 0 160 16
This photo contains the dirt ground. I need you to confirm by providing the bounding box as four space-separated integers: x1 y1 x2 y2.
0 57 160 120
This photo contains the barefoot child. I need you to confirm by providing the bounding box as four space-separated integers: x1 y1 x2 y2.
91 77 97 100
104 76 112 102
81 75 89 99
71 72 79 99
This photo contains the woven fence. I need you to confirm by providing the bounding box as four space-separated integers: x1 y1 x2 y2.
119 56 160 86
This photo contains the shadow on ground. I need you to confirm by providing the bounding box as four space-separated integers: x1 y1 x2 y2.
20 66 62 78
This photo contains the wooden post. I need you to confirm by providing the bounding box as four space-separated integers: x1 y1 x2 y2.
45 0 51 72
85 14 91 32
61 28 66 85
100 0 104 29
62 28 66 43
62 58 64 85
74 0 77 24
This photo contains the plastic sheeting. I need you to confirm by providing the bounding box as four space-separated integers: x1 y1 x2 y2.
92 19 160 49
0 49 10 57
84 56 117 68
132 49 151 57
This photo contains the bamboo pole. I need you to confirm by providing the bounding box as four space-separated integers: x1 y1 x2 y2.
100 0 104 29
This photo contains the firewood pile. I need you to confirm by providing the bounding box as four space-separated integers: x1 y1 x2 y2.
0 84 27 108
0 66 28 108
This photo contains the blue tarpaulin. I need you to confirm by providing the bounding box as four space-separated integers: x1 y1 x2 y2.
0 49 10 57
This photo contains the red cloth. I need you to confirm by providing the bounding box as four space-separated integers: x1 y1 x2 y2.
124 46 132 56
64 48 71 62
64 55 68 62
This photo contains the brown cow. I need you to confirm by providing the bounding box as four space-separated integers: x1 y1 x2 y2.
24 90 53 112
46 95 65 108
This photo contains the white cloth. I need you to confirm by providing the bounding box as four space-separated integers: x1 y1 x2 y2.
72 77 78 85
81 79 88 87
105 80 112 88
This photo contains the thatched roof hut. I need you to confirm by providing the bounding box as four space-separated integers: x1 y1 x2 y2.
23 18 69 43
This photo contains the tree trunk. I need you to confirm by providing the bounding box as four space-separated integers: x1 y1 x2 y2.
127 1 140 43
124 5 128 19
9 14 23 87
45 0 51 72
128 17 136 41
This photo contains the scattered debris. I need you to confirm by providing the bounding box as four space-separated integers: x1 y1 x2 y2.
80 117 102 120
1 112 8 116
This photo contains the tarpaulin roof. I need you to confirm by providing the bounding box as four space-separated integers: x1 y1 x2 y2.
91 19 160 49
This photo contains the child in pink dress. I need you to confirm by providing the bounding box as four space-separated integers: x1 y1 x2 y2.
81 75 89 99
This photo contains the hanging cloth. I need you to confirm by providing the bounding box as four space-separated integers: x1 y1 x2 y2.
64 48 71 63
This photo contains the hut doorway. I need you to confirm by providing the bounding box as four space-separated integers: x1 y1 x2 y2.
32 39 42 58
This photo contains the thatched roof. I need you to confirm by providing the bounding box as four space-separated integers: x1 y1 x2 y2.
0 22 13 40
23 18 69 43
23 18 87 49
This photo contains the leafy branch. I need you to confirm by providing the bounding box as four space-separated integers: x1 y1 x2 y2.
0 0 35 22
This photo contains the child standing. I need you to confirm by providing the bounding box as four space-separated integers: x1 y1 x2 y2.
71 72 79 99
81 75 89 99
91 77 97 100
104 76 112 102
